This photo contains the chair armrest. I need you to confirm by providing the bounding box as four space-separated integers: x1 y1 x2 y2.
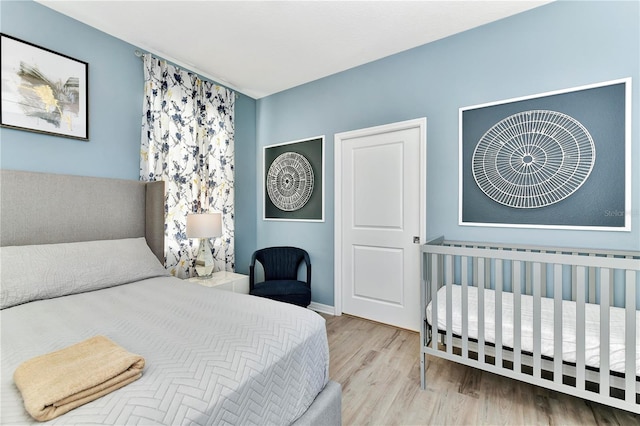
304 251 311 287
249 251 258 290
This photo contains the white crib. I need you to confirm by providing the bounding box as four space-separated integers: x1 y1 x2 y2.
420 237 640 414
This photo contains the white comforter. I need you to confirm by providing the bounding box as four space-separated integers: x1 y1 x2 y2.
1 277 329 425
426 285 640 375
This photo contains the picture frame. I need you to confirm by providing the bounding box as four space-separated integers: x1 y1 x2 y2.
459 78 631 231
1 33 89 140
264 136 325 222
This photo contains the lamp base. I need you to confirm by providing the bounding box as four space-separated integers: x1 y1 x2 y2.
194 238 215 278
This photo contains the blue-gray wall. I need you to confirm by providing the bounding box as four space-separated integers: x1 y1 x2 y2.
0 0 143 178
234 95 257 274
255 1 640 306
0 0 258 271
2 1 638 308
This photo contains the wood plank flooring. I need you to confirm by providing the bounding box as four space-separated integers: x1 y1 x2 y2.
322 313 639 425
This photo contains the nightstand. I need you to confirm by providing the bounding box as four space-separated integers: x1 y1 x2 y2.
184 271 249 294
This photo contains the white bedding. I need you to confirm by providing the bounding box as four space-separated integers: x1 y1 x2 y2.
1 277 329 425
426 285 640 375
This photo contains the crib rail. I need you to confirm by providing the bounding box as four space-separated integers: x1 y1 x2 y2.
431 238 639 303
419 237 640 414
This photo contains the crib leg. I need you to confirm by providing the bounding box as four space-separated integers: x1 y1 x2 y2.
420 351 426 390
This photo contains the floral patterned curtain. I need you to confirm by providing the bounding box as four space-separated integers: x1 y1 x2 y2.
140 54 235 277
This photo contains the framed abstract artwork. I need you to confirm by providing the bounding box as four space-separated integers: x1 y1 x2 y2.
264 136 325 222
1 33 89 140
459 78 631 231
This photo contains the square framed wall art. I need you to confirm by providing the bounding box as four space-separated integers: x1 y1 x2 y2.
459 78 631 231
264 136 325 222
1 33 89 140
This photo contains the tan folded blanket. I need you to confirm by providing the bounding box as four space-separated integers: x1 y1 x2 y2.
13 335 145 422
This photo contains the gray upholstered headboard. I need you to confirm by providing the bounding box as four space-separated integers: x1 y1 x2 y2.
0 170 165 263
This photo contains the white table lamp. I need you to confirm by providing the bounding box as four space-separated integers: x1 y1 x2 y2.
186 213 222 278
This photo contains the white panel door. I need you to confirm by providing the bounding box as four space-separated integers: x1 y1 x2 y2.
337 120 424 331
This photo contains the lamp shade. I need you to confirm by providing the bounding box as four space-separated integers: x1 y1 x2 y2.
186 213 222 238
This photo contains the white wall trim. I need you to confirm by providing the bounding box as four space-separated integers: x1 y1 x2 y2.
333 117 427 317
308 301 336 316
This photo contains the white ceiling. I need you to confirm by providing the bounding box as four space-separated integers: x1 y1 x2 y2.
37 1 552 99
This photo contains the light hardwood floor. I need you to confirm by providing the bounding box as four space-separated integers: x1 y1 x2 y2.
322 313 639 425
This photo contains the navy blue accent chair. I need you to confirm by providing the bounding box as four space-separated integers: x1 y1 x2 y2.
249 247 311 307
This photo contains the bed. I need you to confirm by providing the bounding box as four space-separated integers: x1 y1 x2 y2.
420 237 640 414
0 169 341 425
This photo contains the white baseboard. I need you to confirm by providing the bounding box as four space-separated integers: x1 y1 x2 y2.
308 301 336 316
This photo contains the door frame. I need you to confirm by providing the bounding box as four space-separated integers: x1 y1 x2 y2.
334 117 427 316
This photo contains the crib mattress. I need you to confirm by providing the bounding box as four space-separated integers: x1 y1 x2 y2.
425 285 640 375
